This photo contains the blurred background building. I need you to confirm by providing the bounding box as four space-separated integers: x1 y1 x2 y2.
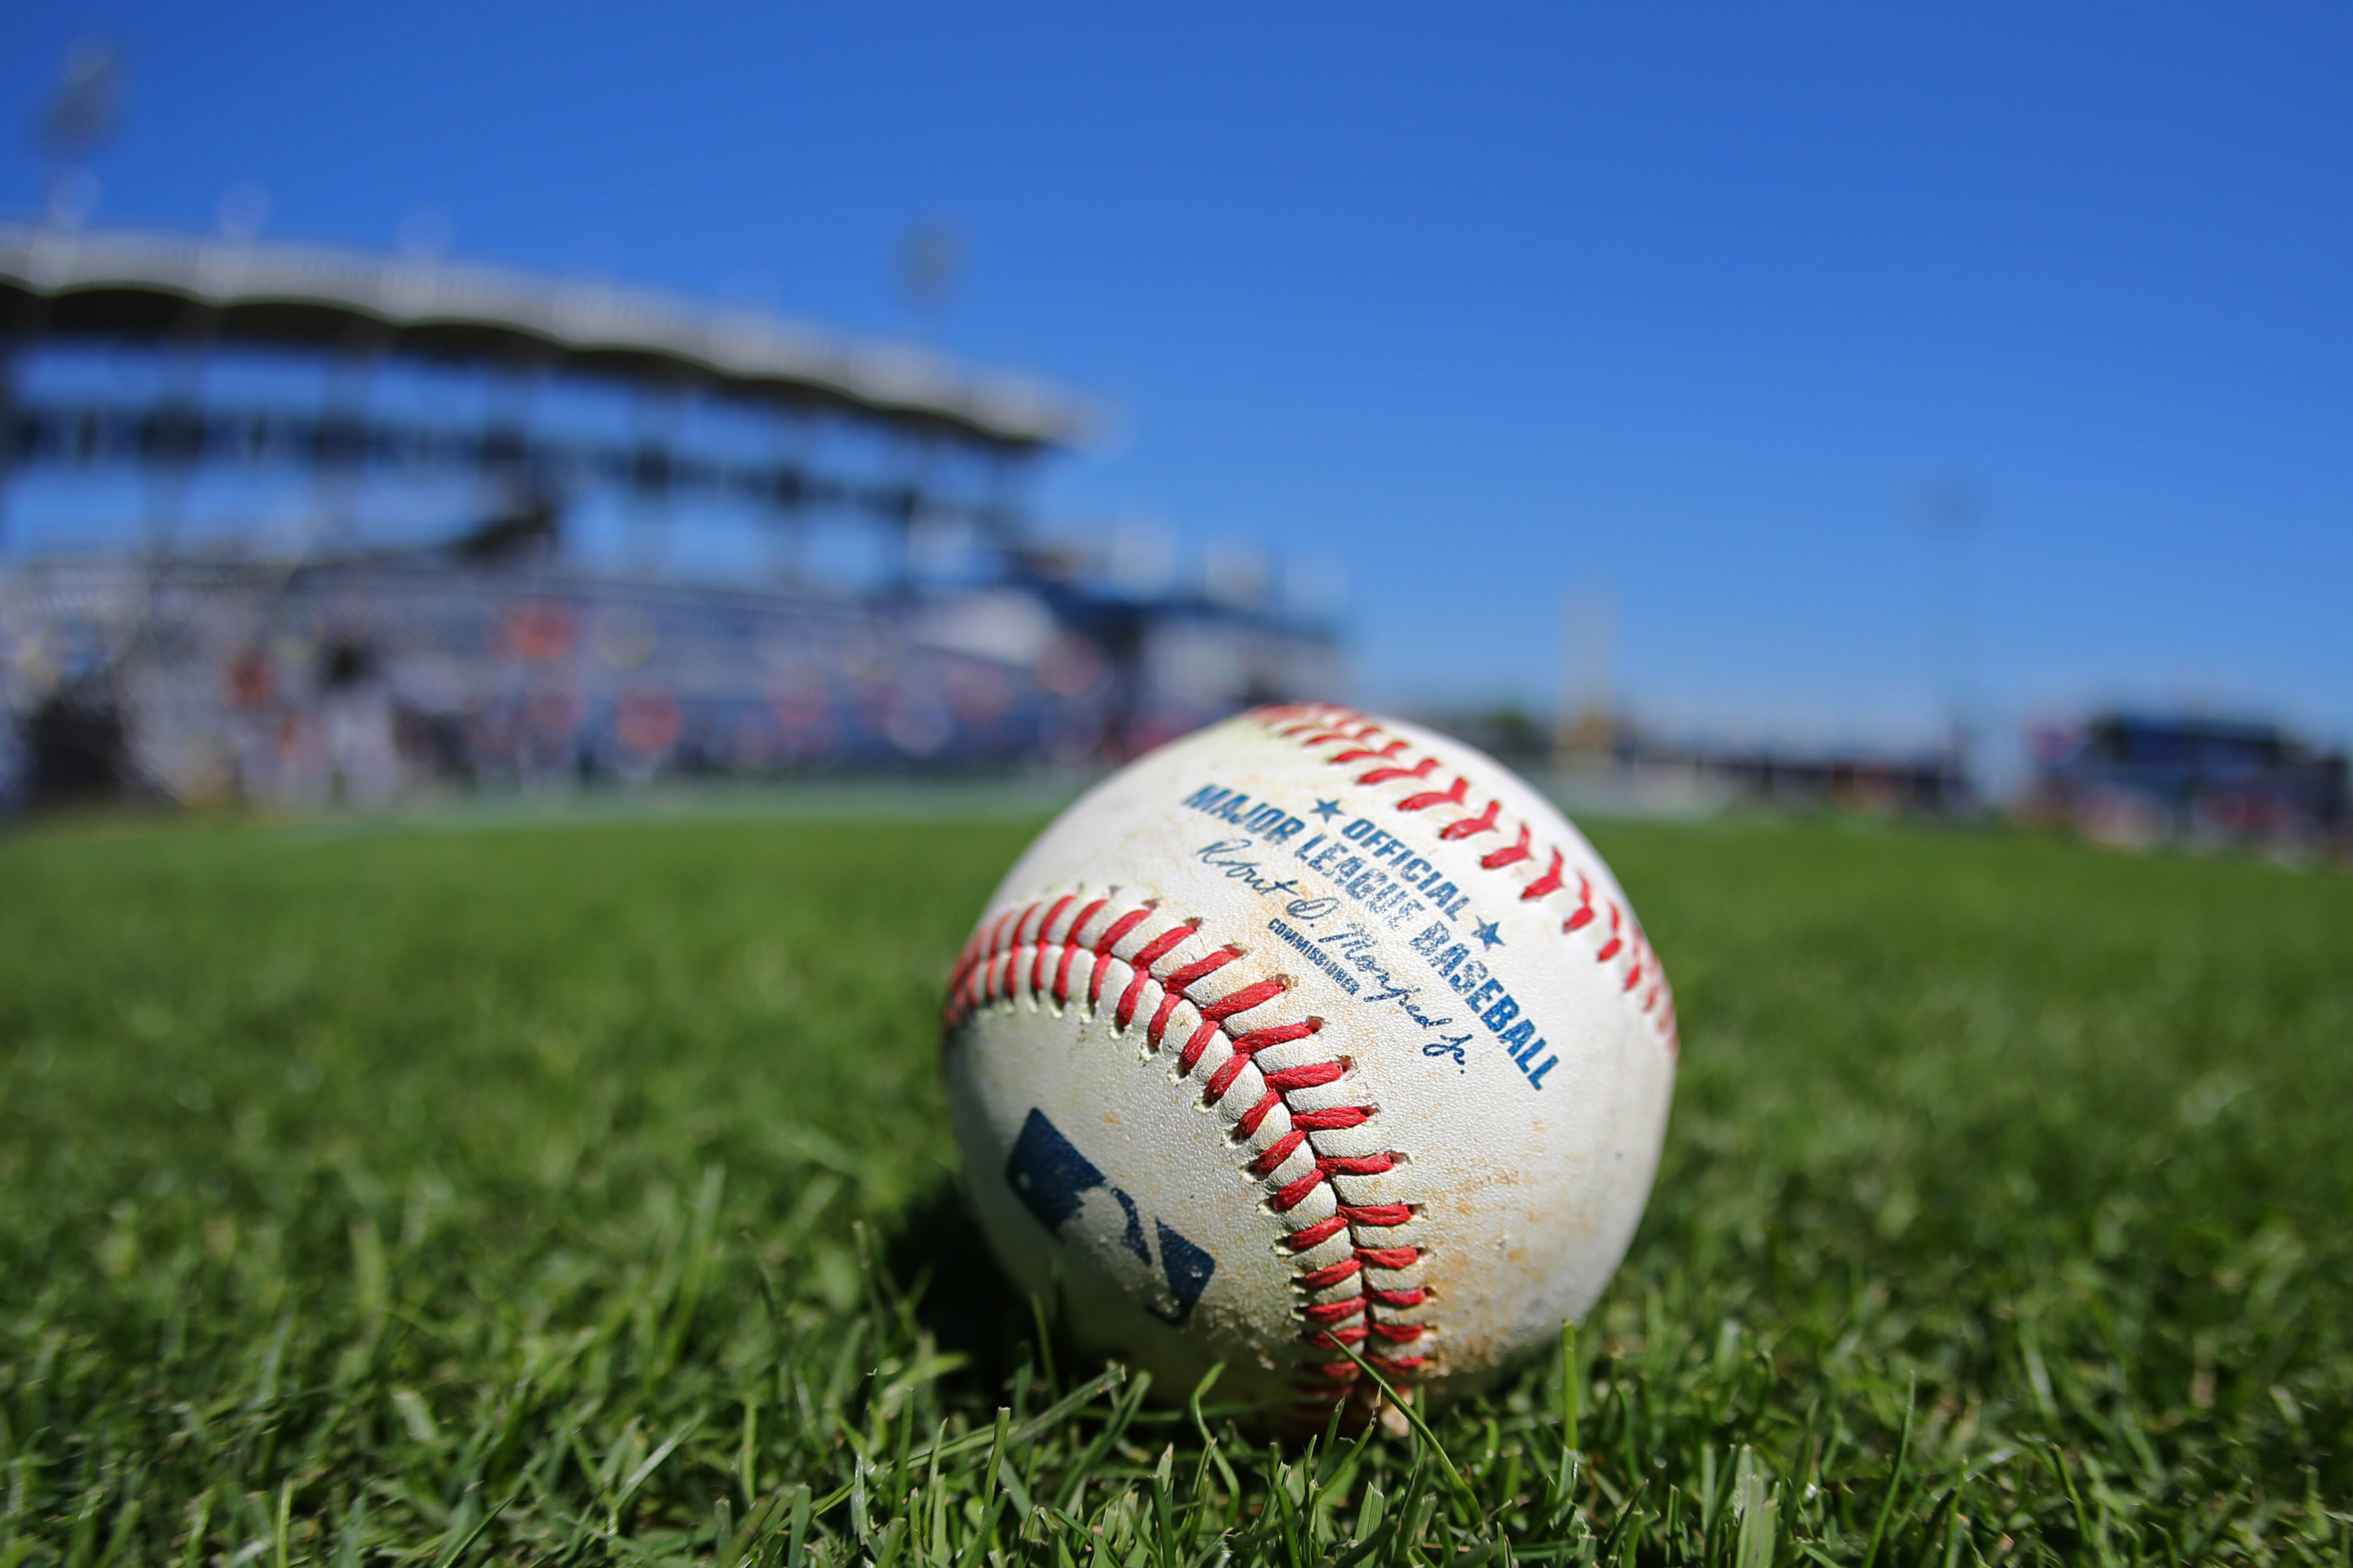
1410 701 1972 820
4 22 2347 862
0 223 1336 808
2025 711 2349 857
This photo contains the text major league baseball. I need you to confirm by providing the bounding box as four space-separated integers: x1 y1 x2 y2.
1181 782 1560 1089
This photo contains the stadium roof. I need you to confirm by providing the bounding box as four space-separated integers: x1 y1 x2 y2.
0 223 1089 450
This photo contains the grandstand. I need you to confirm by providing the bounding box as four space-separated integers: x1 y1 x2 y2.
0 223 1336 807
2025 710 2349 854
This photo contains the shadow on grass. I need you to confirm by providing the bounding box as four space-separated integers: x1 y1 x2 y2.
882 1177 1040 1394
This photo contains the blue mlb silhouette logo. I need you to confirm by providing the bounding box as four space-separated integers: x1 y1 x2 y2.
1005 1108 1216 1327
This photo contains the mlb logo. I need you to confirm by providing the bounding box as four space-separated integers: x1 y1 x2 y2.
1004 1108 1216 1328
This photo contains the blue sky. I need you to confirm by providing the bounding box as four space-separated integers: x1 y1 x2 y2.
5 2 2348 761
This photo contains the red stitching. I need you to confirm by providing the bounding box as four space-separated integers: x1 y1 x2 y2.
1198 974 1286 1020
1250 1129 1308 1175
1201 1046 1258 1103
1176 1019 1222 1075
1397 775 1469 813
1056 898 1107 1005
1480 824 1535 871
1118 921 1199 1029
1255 701 1678 1053
1090 904 1155 1007
1131 920 1199 971
1233 1091 1282 1138
1438 797 1502 841
1283 1213 1350 1250
983 906 1022 965
1280 1202 1414 1254
1296 723 1381 747
1029 898 1072 997
1094 905 1154 956
1297 1255 1362 1289
1146 989 1187 1048
1595 903 1623 963
1234 1020 1323 1051
1271 1167 1328 1211
1520 848 1566 902
943 895 1429 1401
1563 873 1597 930
1356 755 1438 786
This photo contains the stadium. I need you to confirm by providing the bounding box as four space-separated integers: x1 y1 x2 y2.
4 19 2349 1567
0 222 1336 808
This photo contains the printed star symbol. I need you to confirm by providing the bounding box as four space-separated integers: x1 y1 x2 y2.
1474 919 1504 950
1311 799 1344 821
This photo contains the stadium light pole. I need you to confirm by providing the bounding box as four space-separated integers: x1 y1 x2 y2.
9 38 122 561
1553 584 1617 769
31 36 120 229
1916 478 1981 808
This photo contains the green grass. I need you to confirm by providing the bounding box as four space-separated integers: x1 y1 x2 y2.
1 810 2347 1566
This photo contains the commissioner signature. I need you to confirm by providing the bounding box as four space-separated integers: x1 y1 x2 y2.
1193 839 1305 898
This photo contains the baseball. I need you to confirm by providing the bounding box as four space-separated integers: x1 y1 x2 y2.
941 702 1678 1427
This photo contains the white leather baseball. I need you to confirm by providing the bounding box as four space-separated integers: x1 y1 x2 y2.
942 703 1676 1427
